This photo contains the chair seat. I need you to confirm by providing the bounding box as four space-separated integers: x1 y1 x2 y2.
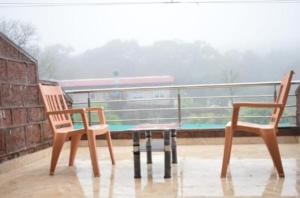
56 127 85 134
88 124 109 135
226 121 274 133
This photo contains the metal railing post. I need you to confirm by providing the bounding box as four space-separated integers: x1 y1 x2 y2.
88 92 91 126
177 89 182 126
274 85 277 101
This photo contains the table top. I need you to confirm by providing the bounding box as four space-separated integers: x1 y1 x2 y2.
129 123 179 131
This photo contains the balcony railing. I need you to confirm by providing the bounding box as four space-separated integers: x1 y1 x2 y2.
64 80 300 131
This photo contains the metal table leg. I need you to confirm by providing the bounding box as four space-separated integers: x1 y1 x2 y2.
171 129 178 164
164 130 171 178
133 132 141 178
145 130 152 164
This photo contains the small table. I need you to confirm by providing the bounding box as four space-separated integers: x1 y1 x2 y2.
130 123 179 178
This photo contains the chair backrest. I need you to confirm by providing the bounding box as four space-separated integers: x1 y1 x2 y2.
39 83 73 130
270 70 294 127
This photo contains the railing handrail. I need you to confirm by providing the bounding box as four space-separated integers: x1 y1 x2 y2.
64 80 300 94
71 94 297 104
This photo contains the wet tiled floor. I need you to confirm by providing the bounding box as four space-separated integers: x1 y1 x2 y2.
0 143 300 197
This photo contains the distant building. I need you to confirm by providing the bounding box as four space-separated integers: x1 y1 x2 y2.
59 75 175 106
60 75 175 90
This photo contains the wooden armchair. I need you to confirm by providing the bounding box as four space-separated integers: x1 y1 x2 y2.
39 83 115 177
221 70 294 178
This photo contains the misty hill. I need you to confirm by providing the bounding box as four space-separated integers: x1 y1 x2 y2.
53 40 300 84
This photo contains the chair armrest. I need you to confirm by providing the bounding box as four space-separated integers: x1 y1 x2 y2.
230 102 283 128
85 107 104 112
233 102 283 108
85 107 106 124
47 108 89 129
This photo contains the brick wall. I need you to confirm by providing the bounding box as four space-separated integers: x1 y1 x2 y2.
0 35 52 163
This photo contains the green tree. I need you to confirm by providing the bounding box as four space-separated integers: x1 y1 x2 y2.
0 18 72 80
0 18 37 51
37 44 73 79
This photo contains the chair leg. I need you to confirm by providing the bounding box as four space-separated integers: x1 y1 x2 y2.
221 127 234 178
87 131 100 177
261 131 285 177
227 129 233 166
50 133 67 175
106 131 115 165
69 134 82 166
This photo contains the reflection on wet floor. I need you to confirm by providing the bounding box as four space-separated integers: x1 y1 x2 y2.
0 144 300 197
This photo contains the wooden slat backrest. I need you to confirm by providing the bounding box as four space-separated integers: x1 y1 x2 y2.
270 70 294 127
39 83 73 130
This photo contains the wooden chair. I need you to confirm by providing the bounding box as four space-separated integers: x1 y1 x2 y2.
221 70 294 178
39 83 115 177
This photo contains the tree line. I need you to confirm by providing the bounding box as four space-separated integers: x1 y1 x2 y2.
1 18 299 85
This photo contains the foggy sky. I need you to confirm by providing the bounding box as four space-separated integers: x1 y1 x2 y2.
0 1 300 54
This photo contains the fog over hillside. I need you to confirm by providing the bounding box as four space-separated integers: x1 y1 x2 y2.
54 39 300 84
1 2 299 83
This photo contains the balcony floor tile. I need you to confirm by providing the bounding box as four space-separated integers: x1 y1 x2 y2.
0 143 300 198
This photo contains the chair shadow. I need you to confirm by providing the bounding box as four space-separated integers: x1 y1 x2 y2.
92 166 116 198
134 164 179 197
222 167 287 197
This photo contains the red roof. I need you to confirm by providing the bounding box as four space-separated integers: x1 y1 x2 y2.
59 75 174 88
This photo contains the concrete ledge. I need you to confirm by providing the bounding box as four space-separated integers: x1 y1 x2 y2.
79 126 300 140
